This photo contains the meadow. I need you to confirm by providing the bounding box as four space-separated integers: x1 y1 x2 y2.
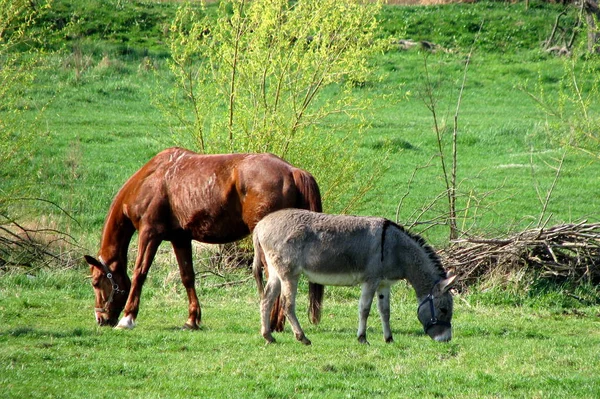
1 0 600 397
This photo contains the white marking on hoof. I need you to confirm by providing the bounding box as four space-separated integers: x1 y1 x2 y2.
115 314 136 330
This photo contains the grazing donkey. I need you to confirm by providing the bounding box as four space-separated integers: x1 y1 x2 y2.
252 209 456 345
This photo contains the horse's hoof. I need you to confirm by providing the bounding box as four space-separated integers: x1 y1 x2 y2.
301 337 312 346
115 315 136 330
182 322 200 331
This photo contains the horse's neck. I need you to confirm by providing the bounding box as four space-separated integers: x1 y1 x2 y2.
98 204 134 271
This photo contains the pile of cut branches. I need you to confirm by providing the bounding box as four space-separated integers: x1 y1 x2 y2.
440 221 600 289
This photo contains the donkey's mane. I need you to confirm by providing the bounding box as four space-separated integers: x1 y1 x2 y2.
382 219 446 279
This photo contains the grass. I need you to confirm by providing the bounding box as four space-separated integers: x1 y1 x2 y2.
2 1 600 397
1 269 599 398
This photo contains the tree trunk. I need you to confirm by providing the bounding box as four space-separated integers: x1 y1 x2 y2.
585 0 600 54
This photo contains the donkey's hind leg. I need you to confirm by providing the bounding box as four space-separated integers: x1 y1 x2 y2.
281 278 311 345
261 276 281 344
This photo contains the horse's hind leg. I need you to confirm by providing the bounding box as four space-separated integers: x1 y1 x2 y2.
172 239 201 330
281 279 311 345
377 285 393 343
261 276 281 344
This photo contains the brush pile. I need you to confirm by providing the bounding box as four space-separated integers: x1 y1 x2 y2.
440 221 600 289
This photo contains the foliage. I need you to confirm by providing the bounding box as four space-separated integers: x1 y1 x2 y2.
0 0 51 175
164 0 386 212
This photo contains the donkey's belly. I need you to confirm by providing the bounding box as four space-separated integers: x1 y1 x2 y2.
303 270 364 286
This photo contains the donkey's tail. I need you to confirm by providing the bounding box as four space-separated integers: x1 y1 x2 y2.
252 231 265 297
293 169 324 325
253 230 286 332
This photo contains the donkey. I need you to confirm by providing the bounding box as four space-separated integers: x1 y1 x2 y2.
252 209 456 345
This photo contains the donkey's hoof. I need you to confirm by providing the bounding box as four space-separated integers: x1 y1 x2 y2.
385 336 394 344
263 333 276 345
295 333 311 345
358 335 370 345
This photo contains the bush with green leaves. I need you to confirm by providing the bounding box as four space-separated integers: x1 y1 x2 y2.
163 0 386 212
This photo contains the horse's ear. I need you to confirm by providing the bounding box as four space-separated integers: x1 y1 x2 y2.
84 255 104 271
434 274 457 295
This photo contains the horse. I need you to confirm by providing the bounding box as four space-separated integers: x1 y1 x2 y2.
252 209 456 345
84 147 323 331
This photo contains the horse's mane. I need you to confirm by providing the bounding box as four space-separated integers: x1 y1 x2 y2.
382 219 447 279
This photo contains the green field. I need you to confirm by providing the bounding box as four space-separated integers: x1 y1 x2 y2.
1 0 600 397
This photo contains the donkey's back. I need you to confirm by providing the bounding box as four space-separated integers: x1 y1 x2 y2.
254 209 388 284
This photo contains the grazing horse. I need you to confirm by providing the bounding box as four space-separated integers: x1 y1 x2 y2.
85 147 322 330
252 209 456 345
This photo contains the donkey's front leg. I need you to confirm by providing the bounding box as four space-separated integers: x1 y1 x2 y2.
357 281 378 344
377 285 393 343
116 232 160 330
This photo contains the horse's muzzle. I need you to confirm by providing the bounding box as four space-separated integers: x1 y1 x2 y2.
95 311 118 327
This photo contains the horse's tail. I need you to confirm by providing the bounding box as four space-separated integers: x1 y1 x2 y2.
292 169 323 213
293 169 324 325
252 231 265 297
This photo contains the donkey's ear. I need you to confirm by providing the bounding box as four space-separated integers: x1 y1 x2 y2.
84 255 103 271
434 274 457 295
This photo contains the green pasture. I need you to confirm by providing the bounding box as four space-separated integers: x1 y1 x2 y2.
2 0 600 397
1 268 599 398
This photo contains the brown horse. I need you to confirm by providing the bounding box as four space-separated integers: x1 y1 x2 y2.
84 147 322 330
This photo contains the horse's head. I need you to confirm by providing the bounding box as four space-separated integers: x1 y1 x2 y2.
84 255 131 327
417 274 456 342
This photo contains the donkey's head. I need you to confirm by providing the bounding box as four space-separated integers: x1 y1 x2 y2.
85 255 131 327
417 274 456 342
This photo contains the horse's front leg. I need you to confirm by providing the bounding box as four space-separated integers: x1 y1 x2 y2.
357 281 378 344
377 285 393 343
116 231 160 330
172 239 201 330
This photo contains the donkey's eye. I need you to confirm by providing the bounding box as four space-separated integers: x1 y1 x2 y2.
440 308 448 315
